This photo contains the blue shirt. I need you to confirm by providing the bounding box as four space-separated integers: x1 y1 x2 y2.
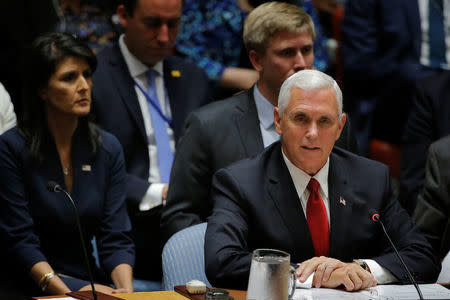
253 84 279 147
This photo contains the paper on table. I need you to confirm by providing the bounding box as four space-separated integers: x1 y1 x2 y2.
293 283 450 300
294 287 368 299
361 284 450 300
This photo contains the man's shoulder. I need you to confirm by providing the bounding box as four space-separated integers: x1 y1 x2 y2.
95 43 121 64
429 135 450 157
415 71 450 95
219 142 279 175
164 55 206 75
190 90 252 122
93 43 127 78
332 146 389 174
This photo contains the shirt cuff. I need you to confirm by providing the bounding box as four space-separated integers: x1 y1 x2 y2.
296 273 314 289
139 183 165 211
364 259 398 284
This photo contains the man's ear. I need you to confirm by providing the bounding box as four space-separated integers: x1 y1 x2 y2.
117 5 129 28
248 50 264 73
274 107 282 135
335 112 347 141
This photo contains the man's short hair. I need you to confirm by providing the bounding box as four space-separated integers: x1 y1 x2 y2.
278 69 343 119
121 0 138 16
243 2 315 54
121 0 183 16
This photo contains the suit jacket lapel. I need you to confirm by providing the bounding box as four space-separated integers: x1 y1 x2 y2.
267 144 315 258
328 152 353 258
235 86 264 157
109 45 147 142
163 58 184 140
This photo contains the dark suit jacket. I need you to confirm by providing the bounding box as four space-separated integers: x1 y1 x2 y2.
92 43 210 279
399 71 450 214
161 87 359 243
341 0 438 143
205 142 439 289
413 135 450 260
0 127 134 292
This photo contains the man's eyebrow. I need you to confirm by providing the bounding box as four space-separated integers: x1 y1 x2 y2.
142 16 181 21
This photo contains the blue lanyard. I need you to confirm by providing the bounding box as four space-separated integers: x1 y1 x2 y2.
133 78 174 128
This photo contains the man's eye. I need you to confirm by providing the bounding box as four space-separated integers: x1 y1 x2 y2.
281 49 295 56
167 19 180 28
144 20 161 28
301 46 313 55
319 118 331 126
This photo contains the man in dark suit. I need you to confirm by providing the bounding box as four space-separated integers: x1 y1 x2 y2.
160 2 359 244
413 135 450 260
205 70 439 290
341 0 443 154
92 0 210 280
400 70 450 214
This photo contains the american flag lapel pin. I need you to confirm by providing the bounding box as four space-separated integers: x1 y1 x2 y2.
82 164 91 172
339 196 346 206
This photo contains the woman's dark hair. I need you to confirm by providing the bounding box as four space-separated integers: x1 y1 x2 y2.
19 32 100 165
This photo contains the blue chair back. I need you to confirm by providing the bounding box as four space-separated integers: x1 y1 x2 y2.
162 222 211 290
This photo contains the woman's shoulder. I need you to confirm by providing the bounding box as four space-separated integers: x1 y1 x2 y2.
97 128 123 155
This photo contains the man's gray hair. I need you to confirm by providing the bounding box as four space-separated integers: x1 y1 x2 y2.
278 70 343 119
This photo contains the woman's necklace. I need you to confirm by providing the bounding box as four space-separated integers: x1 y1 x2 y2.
62 166 71 176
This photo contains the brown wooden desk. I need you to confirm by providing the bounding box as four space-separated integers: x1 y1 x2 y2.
35 289 246 300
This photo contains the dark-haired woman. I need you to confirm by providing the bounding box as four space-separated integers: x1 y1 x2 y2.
0 33 134 295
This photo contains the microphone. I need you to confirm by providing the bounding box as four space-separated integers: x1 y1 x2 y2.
371 212 424 300
47 181 98 300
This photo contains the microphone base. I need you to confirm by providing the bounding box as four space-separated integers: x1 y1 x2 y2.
66 291 122 300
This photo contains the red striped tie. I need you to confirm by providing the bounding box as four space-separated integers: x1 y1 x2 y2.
306 178 330 256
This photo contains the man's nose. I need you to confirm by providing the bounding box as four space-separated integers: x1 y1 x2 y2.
157 23 170 43
293 52 307 72
305 122 318 139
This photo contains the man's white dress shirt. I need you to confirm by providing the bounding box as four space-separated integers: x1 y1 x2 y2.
119 34 174 211
282 150 397 287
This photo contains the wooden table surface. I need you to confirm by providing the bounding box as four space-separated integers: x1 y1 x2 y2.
35 289 246 300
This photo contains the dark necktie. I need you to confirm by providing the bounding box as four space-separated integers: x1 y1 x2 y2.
429 0 446 68
306 178 330 256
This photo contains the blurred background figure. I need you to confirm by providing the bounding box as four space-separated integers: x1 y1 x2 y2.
0 83 17 135
341 0 449 156
412 135 450 261
175 0 330 99
53 0 120 53
400 70 450 213
0 33 134 296
0 1 58 120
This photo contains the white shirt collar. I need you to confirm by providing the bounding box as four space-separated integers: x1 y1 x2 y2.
118 34 164 78
282 148 329 199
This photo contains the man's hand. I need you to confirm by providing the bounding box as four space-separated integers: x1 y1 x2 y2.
321 263 377 291
296 256 346 287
